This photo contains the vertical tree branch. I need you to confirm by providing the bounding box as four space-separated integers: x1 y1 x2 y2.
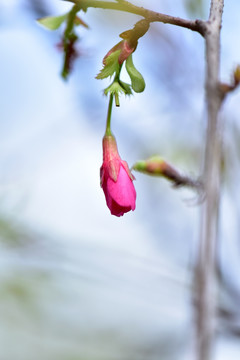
195 1 224 360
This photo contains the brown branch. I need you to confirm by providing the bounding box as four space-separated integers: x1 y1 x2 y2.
66 0 206 36
195 1 225 360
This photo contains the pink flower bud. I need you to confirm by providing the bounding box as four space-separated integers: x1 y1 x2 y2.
103 40 135 65
100 134 136 217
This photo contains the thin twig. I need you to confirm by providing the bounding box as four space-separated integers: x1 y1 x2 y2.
195 1 224 360
65 0 206 36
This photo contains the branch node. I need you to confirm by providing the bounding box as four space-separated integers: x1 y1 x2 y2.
218 65 240 100
195 19 207 37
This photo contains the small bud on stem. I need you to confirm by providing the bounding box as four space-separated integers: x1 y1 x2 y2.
133 156 202 191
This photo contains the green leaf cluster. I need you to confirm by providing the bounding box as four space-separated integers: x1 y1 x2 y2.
96 49 145 106
37 4 89 80
96 50 121 80
104 81 132 96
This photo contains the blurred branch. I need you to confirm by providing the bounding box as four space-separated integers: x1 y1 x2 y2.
195 1 224 360
25 0 50 17
219 65 240 98
66 0 206 36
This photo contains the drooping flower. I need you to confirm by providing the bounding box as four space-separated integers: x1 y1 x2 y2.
100 134 136 217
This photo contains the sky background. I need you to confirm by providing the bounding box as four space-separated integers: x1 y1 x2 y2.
0 0 240 359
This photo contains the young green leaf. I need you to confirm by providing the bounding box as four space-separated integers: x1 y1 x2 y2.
104 81 126 96
96 50 121 80
104 80 132 106
74 16 89 28
118 80 132 95
125 54 145 93
37 14 67 30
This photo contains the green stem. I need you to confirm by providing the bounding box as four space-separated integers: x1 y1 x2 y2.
115 63 122 79
114 93 120 107
65 4 81 36
105 94 114 135
61 4 81 79
113 63 122 107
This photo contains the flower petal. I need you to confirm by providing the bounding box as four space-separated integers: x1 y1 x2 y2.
107 165 136 209
109 199 131 217
107 158 120 182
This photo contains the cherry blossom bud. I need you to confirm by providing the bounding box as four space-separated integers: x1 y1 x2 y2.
100 134 136 216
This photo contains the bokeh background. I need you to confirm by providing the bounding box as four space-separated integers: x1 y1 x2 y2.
0 0 240 359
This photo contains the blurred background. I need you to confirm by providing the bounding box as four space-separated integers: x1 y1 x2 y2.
0 0 240 359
